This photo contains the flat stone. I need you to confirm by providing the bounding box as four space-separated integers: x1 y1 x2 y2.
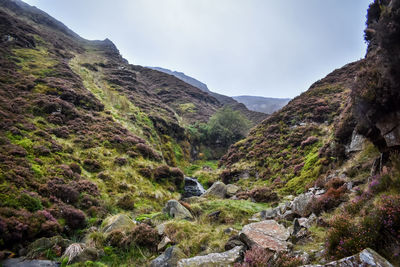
162 200 193 220
301 248 393 267
1 259 59 267
177 246 243 267
202 182 227 199
239 220 290 252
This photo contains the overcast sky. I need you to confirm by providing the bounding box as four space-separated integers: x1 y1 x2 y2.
23 0 372 98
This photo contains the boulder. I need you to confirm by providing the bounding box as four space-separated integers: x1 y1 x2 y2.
150 246 186 267
177 246 243 267
226 184 240 197
101 214 136 233
1 259 58 267
202 182 227 199
162 200 193 220
301 248 393 267
345 129 366 154
239 220 290 252
292 192 314 217
281 210 296 221
183 177 206 198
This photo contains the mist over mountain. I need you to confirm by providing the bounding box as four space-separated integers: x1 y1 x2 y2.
233 95 291 114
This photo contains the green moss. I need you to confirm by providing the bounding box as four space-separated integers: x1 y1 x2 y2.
179 103 196 113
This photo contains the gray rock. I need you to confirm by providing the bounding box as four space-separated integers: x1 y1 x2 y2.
162 200 193 220
101 214 136 233
260 207 280 220
292 218 301 236
183 177 206 198
292 192 314 217
226 184 240 197
1 259 59 267
301 248 393 267
239 220 290 252
202 182 227 199
225 235 247 251
150 246 186 267
301 213 317 229
345 129 366 153
177 246 243 267
156 223 167 235
376 111 400 147
281 210 296 221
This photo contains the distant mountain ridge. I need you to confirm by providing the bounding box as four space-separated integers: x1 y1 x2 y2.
149 67 210 92
149 66 267 123
149 66 289 115
233 95 290 114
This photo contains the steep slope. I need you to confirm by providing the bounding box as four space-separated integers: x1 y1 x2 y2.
220 60 363 193
149 66 267 124
232 95 290 114
0 0 223 254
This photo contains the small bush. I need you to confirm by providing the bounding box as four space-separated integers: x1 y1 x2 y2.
310 186 347 215
117 194 135 211
83 159 102 173
122 224 159 251
18 193 43 212
234 246 271 267
62 206 86 230
154 165 184 188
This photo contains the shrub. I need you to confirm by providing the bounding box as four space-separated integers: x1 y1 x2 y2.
234 246 272 267
310 186 347 215
83 159 102 173
47 179 79 204
69 163 81 174
154 165 184 188
62 206 86 230
135 143 161 161
122 224 159 251
114 157 128 166
250 187 278 203
116 194 135 211
271 252 305 267
18 193 43 212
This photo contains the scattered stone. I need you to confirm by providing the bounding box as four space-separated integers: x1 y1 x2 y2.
177 246 243 267
260 207 280 220
202 181 227 199
281 210 296 221
292 192 314 217
101 214 136 233
292 218 301 236
26 236 71 259
1 258 59 267
239 220 290 252
162 200 193 220
150 246 186 267
156 223 167 236
226 184 240 197
301 248 393 267
225 236 247 251
301 213 317 229
183 177 206 198
278 202 291 214
158 236 173 251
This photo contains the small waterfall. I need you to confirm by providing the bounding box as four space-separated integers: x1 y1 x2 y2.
183 177 206 198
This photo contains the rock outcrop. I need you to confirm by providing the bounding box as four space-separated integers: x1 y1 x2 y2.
239 220 290 252
177 246 243 267
302 248 393 267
